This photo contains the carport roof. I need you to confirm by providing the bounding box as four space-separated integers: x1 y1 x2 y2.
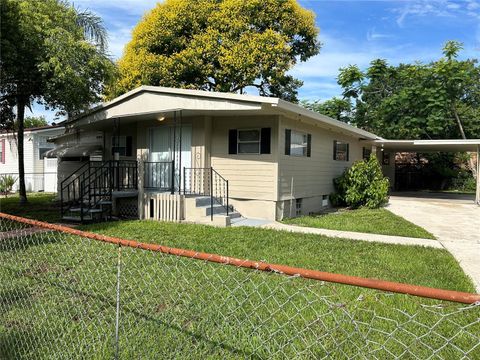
369 139 480 152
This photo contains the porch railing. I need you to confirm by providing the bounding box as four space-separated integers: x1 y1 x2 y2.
143 161 175 194
183 167 229 220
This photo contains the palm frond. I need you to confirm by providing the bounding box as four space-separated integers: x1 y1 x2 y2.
75 8 108 52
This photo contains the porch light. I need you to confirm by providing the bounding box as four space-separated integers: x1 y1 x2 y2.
157 115 166 122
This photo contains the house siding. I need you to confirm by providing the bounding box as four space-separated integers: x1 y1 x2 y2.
210 115 279 202
277 115 364 218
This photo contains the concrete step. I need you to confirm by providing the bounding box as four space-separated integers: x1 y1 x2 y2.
70 208 104 214
197 204 232 216
62 215 93 222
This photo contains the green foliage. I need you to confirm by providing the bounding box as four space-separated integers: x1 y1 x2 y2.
449 171 476 192
109 0 320 102
301 97 352 122
337 41 480 140
330 155 390 209
24 116 48 128
0 174 17 195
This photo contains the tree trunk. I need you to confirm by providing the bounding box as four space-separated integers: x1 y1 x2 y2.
17 96 28 205
452 105 466 139
452 105 477 180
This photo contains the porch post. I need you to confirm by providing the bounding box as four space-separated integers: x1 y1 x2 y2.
137 148 146 219
476 145 480 206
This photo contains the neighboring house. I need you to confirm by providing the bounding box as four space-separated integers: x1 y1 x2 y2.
50 86 480 224
0 125 64 193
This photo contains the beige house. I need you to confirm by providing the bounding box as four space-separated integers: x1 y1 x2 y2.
49 86 480 224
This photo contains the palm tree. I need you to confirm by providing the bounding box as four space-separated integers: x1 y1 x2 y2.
1 0 110 205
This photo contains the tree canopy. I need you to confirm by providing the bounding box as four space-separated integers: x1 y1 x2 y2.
24 116 48 128
109 0 320 102
336 41 480 140
0 0 115 203
301 97 352 123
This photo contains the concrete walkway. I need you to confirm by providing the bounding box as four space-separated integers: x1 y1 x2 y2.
261 222 442 248
388 193 480 292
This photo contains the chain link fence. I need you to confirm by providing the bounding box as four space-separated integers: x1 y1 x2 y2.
1 214 479 359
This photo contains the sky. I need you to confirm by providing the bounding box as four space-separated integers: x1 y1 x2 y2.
31 0 480 122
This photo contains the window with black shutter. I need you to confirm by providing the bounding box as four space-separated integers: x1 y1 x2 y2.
285 129 311 157
228 128 271 155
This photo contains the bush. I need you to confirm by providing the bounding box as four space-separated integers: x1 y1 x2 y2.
449 170 476 192
0 175 17 195
330 155 389 209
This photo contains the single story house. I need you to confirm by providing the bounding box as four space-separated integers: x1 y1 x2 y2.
48 86 480 224
0 125 64 193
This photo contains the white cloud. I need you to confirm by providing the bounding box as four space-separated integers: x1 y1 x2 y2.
394 0 479 27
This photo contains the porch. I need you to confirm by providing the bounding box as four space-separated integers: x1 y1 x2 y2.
59 159 236 225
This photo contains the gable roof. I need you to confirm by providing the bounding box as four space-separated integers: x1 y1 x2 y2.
66 86 381 140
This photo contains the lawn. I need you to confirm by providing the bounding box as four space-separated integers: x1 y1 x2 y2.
0 193 60 223
1 200 478 358
283 208 436 239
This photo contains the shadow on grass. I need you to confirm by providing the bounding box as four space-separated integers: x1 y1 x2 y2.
1 273 258 359
0 231 63 253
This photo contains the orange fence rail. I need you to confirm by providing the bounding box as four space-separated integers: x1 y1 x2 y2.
1 212 479 304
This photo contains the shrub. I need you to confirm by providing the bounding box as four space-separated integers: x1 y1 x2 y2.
330 155 389 209
0 175 17 195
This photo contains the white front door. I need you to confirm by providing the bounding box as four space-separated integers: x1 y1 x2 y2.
148 126 191 191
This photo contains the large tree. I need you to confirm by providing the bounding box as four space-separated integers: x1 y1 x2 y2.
110 0 320 102
301 97 352 123
0 0 114 204
337 41 480 140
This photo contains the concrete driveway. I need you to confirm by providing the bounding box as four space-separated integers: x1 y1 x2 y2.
387 192 480 291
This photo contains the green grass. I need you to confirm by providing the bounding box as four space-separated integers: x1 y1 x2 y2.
1 200 478 358
0 193 60 223
1 219 478 359
81 220 464 290
283 208 436 239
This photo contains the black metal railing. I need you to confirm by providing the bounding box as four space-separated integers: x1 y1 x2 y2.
143 161 175 194
60 160 138 221
183 167 229 220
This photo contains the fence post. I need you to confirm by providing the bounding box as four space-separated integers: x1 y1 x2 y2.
115 244 122 360
183 167 186 195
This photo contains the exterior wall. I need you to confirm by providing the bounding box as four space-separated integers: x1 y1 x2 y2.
0 128 63 192
377 149 395 189
276 115 365 220
210 115 279 203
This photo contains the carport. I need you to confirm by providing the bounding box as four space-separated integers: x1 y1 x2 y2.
364 139 480 205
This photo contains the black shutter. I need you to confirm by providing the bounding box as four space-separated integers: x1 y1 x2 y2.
126 136 133 157
346 143 350 161
306 134 312 157
228 129 238 154
333 140 337 160
260 128 271 154
285 129 291 155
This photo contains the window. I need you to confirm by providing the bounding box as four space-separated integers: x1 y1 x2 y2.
322 195 329 207
362 147 371 160
333 140 349 161
237 129 260 154
228 128 271 155
112 135 133 157
285 129 311 157
295 198 302 216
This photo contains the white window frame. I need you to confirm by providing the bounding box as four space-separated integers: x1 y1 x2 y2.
290 130 308 157
334 141 349 161
237 128 261 155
